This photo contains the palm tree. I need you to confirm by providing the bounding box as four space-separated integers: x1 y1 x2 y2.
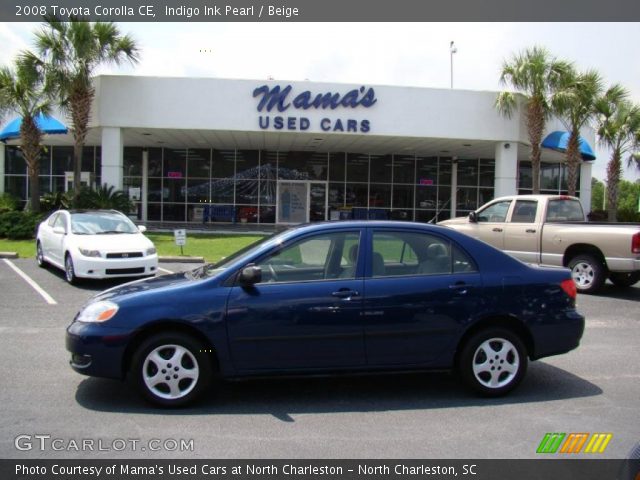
0 57 52 213
495 46 572 194
30 16 139 193
594 87 640 221
552 68 605 197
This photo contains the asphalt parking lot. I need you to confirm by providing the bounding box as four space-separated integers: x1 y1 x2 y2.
0 257 638 459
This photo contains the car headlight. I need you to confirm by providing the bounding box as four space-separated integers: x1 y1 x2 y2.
146 247 157 256
77 301 119 323
79 248 101 257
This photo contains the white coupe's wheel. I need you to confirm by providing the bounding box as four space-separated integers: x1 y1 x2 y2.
459 328 527 397
65 254 77 284
36 241 46 268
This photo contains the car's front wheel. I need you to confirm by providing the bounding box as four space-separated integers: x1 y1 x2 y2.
459 328 527 397
65 254 77 284
131 332 212 407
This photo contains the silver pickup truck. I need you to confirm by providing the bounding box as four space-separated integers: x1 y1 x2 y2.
440 195 640 293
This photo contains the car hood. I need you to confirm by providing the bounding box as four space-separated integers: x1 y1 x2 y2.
92 270 197 303
438 216 468 226
72 233 153 252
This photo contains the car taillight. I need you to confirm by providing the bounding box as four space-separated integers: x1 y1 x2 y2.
632 232 640 254
560 279 577 300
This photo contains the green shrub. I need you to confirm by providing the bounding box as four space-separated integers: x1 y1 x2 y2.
40 191 71 213
69 185 133 213
617 208 640 223
0 193 19 214
0 211 43 239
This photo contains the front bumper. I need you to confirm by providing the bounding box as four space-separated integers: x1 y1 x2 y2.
66 321 132 379
72 254 158 279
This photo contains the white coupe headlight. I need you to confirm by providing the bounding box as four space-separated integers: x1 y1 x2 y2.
77 301 119 323
79 248 101 257
146 247 157 255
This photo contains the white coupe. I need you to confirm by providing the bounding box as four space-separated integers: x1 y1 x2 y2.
36 210 158 284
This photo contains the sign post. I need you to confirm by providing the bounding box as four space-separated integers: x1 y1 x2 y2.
174 229 186 256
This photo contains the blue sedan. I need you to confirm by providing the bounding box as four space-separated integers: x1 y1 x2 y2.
66 221 584 407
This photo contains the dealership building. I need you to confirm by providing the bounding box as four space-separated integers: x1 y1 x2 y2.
0 75 595 225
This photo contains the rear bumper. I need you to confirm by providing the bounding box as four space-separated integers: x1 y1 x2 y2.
66 321 131 379
530 310 585 360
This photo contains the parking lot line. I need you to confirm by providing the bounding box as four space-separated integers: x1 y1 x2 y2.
158 267 174 274
2 259 57 305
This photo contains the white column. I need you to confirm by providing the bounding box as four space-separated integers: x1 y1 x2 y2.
579 161 593 214
142 148 149 222
494 141 518 197
101 127 123 190
450 159 458 218
0 143 5 194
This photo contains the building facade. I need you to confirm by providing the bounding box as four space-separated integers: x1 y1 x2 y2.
0 76 594 224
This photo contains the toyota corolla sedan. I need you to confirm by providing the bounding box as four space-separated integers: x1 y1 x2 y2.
36 210 158 284
66 221 584 407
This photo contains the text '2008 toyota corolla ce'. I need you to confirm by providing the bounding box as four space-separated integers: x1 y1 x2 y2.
66 221 585 407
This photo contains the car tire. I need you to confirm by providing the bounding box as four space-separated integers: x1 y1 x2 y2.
459 328 528 397
36 241 47 268
64 253 77 284
609 272 640 288
131 332 212 407
568 254 605 294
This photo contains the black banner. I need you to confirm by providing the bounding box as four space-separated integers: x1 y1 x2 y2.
4 459 640 480
3 0 640 22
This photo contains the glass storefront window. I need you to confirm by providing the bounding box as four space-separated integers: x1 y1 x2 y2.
163 149 187 178
236 150 259 179
369 155 392 183
186 178 209 202
347 153 369 182
329 153 345 182
393 156 415 184
236 180 259 205
5 147 27 175
393 185 414 209
163 177 185 203
457 158 478 186
212 150 236 178
457 187 478 212
345 183 367 207
479 159 495 187
260 180 276 205
415 184 437 210
124 147 143 177
147 178 163 202
329 182 344 209
52 146 73 175
148 148 163 177
369 184 391 208
186 149 211 178
4 175 27 199
210 179 234 204
438 158 452 185
82 146 95 173
416 156 438 183
162 203 185 222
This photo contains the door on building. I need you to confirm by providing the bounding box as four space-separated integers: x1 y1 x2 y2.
277 181 328 224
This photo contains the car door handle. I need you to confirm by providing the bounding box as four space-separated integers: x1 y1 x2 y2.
332 289 359 299
526 229 536 233
449 282 470 295
492 228 503 232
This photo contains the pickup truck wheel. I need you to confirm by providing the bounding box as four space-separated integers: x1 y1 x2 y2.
131 332 212 407
569 254 605 294
609 272 640 288
459 328 527 397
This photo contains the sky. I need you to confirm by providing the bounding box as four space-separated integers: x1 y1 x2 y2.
1 21 639 181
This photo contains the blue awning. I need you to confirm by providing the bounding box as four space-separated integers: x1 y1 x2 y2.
0 113 68 141
542 131 596 161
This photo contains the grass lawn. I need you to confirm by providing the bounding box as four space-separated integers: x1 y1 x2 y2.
0 232 266 263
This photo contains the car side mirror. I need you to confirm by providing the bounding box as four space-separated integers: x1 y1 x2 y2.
468 211 478 223
138 225 147 233
53 226 66 235
238 264 262 286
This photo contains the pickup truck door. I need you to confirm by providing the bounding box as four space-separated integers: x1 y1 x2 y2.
503 199 540 264
471 199 512 250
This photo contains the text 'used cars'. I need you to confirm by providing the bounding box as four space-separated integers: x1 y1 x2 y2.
66 221 584 406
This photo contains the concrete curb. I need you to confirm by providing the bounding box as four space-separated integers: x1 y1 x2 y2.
0 252 19 259
159 256 205 264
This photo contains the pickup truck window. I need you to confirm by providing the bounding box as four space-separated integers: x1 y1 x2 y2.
546 199 584 222
477 200 511 223
511 200 538 223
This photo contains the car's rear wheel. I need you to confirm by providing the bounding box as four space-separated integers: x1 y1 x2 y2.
568 254 605 294
459 328 527 397
36 241 47 268
609 272 640 288
131 332 212 407
64 254 77 284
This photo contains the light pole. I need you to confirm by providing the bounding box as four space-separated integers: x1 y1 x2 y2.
449 41 457 89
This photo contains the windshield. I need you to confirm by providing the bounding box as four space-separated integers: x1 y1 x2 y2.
71 212 139 235
193 232 281 278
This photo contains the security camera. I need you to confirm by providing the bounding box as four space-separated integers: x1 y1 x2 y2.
504 143 511 149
